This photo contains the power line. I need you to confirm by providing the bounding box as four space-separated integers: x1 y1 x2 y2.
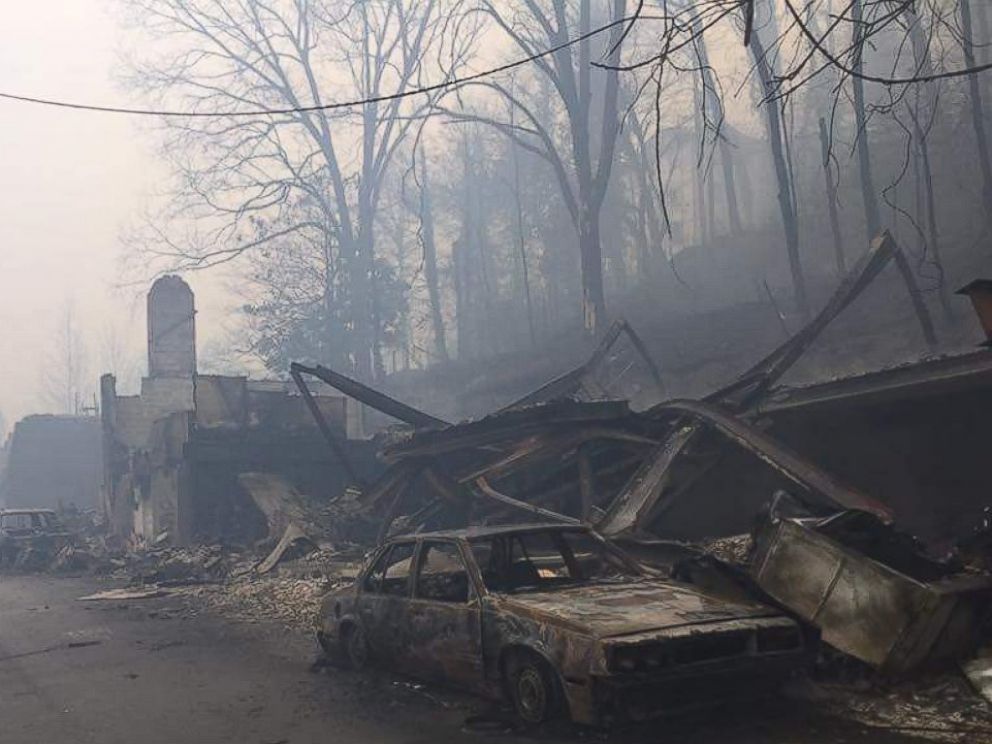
0 18 626 118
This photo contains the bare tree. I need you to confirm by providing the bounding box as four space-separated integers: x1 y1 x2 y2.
749 15 807 314
848 0 881 241
99 319 141 394
42 300 90 415
407 145 449 361
440 0 628 336
124 0 476 380
960 0 992 230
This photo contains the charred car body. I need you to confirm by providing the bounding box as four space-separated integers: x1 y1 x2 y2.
317 524 807 725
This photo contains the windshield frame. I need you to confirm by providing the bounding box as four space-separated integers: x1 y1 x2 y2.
467 527 645 595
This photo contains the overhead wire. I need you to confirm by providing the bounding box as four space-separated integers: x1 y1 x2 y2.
0 16 628 118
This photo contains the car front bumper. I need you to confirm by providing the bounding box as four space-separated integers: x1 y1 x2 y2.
563 649 808 726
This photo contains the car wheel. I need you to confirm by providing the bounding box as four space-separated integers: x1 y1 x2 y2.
342 624 369 670
505 652 560 726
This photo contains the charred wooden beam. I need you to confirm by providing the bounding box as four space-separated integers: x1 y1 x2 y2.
474 477 580 525
711 232 935 411
598 423 700 535
505 318 664 409
380 400 631 463
290 361 448 428
288 364 362 486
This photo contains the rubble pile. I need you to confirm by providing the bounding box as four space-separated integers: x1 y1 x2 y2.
183 574 338 631
100 533 366 631
121 544 237 585
173 542 364 631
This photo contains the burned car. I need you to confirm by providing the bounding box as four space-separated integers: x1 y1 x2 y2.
317 524 807 725
0 508 71 568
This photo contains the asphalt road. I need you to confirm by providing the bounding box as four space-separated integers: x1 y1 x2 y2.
0 575 933 744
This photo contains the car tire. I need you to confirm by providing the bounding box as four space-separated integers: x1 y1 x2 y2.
341 624 370 671
505 651 561 726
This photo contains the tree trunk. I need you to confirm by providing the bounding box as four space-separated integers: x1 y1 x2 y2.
750 30 807 315
736 154 756 226
579 208 606 336
391 221 414 370
355 233 375 381
469 158 496 352
706 164 717 239
851 0 881 238
509 136 537 346
694 24 742 234
960 0 992 230
370 263 386 382
351 80 378 381
418 156 449 361
912 115 949 313
783 99 800 224
321 227 337 366
692 92 708 246
719 138 743 233
974 0 992 120
629 111 666 277
452 234 470 359
573 0 608 337
818 117 846 276
904 8 950 312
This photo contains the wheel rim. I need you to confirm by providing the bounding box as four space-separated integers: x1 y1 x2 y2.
348 627 368 668
516 667 547 723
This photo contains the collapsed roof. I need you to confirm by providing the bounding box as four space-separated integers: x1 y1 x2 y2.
288 232 982 544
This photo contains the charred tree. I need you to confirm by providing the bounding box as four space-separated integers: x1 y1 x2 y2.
818 118 846 276
749 27 807 315
904 6 950 312
122 0 476 381
450 0 628 337
960 0 992 231
850 0 881 239
417 154 449 362
509 126 538 347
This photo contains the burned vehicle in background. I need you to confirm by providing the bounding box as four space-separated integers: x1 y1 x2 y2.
0 508 72 568
317 524 807 725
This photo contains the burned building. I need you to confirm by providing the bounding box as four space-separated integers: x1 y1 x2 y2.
100 276 375 546
0 414 102 511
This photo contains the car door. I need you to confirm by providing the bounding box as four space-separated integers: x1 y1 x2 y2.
358 541 416 666
408 540 484 689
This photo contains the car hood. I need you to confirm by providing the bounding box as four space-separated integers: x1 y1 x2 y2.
493 580 781 639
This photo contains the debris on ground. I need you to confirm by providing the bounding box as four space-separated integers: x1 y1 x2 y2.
963 644 992 705
791 673 992 743
78 587 170 601
182 574 341 631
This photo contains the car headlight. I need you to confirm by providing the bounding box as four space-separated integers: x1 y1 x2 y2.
611 646 655 672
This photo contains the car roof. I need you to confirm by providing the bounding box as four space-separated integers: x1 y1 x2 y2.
386 522 592 542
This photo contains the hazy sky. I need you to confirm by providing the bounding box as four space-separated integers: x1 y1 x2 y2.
0 1 232 432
